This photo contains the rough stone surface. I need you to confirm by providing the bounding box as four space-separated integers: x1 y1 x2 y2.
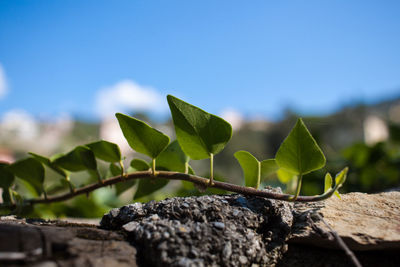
1 190 400 266
290 191 400 251
0 216 137 267
100 192 293 267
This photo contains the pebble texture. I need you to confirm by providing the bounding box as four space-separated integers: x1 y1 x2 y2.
100 192 293 267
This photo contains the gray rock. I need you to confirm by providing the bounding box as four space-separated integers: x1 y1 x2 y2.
100 193 293 267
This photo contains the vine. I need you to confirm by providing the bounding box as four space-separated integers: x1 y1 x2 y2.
0 95 347 212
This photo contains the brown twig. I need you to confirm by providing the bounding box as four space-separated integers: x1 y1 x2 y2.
1 170 339 209
314 213 362 267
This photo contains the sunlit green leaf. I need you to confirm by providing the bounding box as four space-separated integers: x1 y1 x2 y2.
335 167 348 186
234 151 259 188
324 172 342 199
260 159 279 180
156 140 189 173
276 118 326 175
86 140 121 163
167 95 232 160
324 173 333 193
53 146 97 172
333 167 348 199
0 162 14 189
8 158 45 195
276 168 296 184
116 113 170 159
29 152 68 178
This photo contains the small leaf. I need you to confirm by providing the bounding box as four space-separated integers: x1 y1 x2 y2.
156 140 189 172
109 163 136 195
0 163 14 189
29 152 68 178
8 158 45 195
276 168 296 184
130 159 168 200
167 95 232 160
130 159 150 171
260 159 279 180
335 167 348 186
324 173 333 193
234 151 259 188
116 113 170 159
86 140 121 163
276 118 326 175
109 163 122 176
53 146 97 172
134 178 169 200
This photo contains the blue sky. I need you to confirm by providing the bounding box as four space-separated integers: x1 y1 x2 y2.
0 0 399 121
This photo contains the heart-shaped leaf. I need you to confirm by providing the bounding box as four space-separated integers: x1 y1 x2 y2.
0 163 14 189
156 140 189 173
8 158 45 195
276 168 296 184
131 159 169 200
167 95 232 160
235 151 279 189
234 151 259 188
29 152 68 178
260 159 279 179
116 113 170 159
53 146 97 172
86 140 121 163
276 118 326 175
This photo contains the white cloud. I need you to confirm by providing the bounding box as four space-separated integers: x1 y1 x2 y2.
220 108 244 130
0 63 8 99
95 80 166 118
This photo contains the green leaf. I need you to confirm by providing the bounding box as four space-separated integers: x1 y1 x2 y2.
276 168 296 184
29 152 68 178
234 151 260 188
8 158 45 195
116 113 170 159
324 171 343 199
275 118 326 175
167 95 232 160
53 146 97 172
156 140 189 172
260 159 279 180
324 173 333 193
0 163 14 189
130 159 150 171
86 140 121 163
335 167 348 187
109 163 136 196
130 159 169 200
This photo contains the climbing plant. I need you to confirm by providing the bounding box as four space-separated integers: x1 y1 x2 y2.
0 95 347 214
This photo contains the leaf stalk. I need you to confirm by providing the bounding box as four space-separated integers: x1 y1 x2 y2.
209 153 214 185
